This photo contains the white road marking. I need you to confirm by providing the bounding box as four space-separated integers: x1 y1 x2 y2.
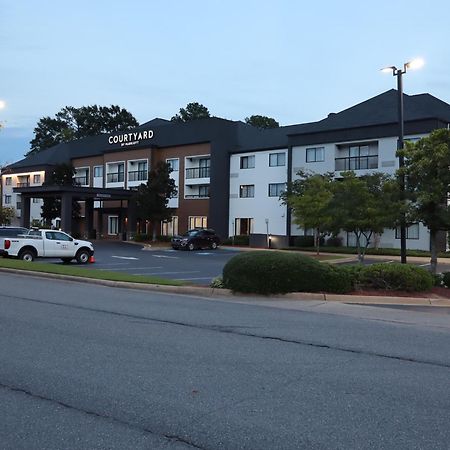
419 263 430 267
135 271 199 275
95 262 131 266
196 253 212 256
174 277 215 281
152 255 179 259
112 256 139 260
99 266 163 271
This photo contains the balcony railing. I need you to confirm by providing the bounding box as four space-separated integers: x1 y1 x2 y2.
16 182 29 188
74 176 89 186
185 194 210 199
107 172 125 183
335 156 378 171
185 167 210 179
128 170 148 182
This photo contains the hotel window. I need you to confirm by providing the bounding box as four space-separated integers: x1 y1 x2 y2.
167 158 179 171
198 185 209 198
4 195 11 204
33 174 41 184
118 163 125 182
189 216 207 229
108 216 119 235
395 223 419 240
240 155 255 169
240 184 255 198
268 183 285 197
94 166 103 178
269 153 286 167
161 216 179 236
5 177 12 186
306 147 325 163
32 198 40 204
335 143 378 171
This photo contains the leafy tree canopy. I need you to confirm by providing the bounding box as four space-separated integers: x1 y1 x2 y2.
0 206 15 225
28 105 139 156
134 161 178 240
171 102 211 122
400 128 450 272
245 115 279 129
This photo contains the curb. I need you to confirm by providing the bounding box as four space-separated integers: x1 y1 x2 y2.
1 267 450 307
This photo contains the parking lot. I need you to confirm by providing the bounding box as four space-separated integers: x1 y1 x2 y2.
33 240 450 286
39 241 241 285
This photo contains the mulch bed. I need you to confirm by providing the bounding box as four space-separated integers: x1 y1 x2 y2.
349 287 450 299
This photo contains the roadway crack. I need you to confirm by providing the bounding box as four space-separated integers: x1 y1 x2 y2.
2 292 450 370
0 381 206 449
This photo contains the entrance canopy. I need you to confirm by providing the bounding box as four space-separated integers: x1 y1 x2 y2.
14 185 135 234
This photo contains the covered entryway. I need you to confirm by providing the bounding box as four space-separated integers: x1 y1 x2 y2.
13 185 136 239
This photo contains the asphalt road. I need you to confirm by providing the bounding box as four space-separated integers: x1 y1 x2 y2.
0 272 449 449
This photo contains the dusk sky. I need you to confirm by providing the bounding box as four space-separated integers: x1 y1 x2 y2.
1 0 449 166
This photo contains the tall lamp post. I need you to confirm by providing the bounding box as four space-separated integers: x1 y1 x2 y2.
382 58 424 264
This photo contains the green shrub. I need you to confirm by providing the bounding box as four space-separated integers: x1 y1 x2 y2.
433 273 444 287
339 264 365 289
134 234 149 242
222 251 353 295
222 235 249 246
360 263 433 292
292 236 314 247
210 276 225 289
441 272 450 288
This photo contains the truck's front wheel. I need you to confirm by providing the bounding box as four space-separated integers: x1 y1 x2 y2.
19 249 36 262
76 249 90 264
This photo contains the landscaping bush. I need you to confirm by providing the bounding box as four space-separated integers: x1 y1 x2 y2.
222 251 353 295
441 272 450 288
134 234 149 242
221 235 249 246
359 263 433 292
291 236 314 247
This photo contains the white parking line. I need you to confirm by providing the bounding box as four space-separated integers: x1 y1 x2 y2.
99 266 163 271
134 271 199 275
112 256 139 260
419 263 430 267
174 277 215 281
152 255 179 259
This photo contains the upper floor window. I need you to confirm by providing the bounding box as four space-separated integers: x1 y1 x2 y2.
269 153 286 167
306 147 325 163
268 183 285 197
335 143 378 171
395 223 419 240
240 184 255 198
240 155 255 169
4 195 11 204
94 166 103 178
33 174 41 184
5 177 12 186
167 159 179 172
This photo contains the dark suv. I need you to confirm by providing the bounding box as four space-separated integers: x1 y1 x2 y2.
0 227 29 256
171 229 220 251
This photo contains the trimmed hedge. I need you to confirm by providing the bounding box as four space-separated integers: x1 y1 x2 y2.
222 251 353 295
359 263 433 292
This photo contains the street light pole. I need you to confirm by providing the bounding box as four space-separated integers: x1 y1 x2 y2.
382 59 424 264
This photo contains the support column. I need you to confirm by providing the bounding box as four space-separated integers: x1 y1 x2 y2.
60 193 73 234
85 198 94 239
21 196 31 228
127 198 138 240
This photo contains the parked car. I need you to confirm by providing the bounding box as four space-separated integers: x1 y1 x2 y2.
171 229 220 251
0 227 29 256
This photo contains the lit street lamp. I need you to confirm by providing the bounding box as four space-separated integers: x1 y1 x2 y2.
382 58 424 264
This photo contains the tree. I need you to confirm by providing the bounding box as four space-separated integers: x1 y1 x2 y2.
28 105 139 156
41 164 80 226
245 115 279 129
328 172 401 262
134 161 178 241
400 129 450 273
282 171 334 254
171 102 210 122
0 206 15 225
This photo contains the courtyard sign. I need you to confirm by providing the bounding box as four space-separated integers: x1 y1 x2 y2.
108 130 154 147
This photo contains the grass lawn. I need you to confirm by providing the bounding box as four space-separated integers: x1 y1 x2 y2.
0 258 184 286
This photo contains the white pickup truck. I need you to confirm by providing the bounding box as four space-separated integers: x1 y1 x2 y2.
3 229 94 264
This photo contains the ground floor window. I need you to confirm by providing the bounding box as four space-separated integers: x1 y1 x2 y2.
108 215 119 235
235 218 253 235
395 223 419 240
189 216 207 229
161 216 179 236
